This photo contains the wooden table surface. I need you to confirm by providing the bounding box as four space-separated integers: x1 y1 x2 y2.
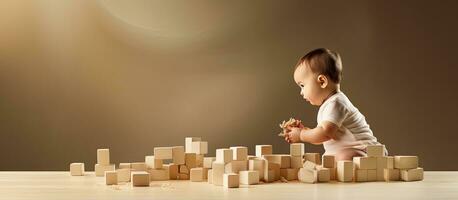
1 171 457 200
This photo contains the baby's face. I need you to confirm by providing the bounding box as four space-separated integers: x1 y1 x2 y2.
293 63 326 106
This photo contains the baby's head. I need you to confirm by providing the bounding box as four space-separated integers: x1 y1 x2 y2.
293 48 342 106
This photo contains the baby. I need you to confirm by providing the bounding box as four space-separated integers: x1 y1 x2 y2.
282 48 387 161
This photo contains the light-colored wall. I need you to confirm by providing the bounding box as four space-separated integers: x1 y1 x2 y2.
1 0 457 170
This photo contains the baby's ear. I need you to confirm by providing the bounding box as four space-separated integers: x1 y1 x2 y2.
317 74 328 88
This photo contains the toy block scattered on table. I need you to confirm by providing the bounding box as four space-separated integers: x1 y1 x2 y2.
119 163 131 169
322 155 335 168
353 157 377 169
207 169 213 184
394 156 418 169
203 157 216 168
304 153 321 165
164 163 179 180
255 145 272 157
367 145 385 157
401 168 423 181
95 164 115 177
147 168 169 181
190 168 205 182
230 146 248 161
97 149 110 165
317 168 330 182
131 162 147 171
239 170 259 185
185 137 201 153
212 162 225 186
290 143 304 156
298 168 317 183
223 173 239 188
355 169 367 182
262 154 291 169
216 148 233 163
105 171 117 185
384 168 400 181
337 160 353 182
116 168 131 182
290 156 303 169
131 171 150 187
191 141 208 155
367 169 377 181
280 168 298 181
185 153 197 169
225 160 248 173
145 156 163 169
248 159 265 180
69 163 85 176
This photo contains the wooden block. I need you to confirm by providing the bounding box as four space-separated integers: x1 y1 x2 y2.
387 156 394 169
95 164 115 177
317 168 330 182
337 161 353 182
172 146 185 165
367 169 377 181
225 160 248 173
119 163 131 169
203 157 216 168
322 155 336 168
131 171 150 186
164 163 179 180
265 169 276 183
329 167 337 180
394 156 418 169
384 168 400 181
116 168 131 182
190 168 205 182
147 168 169 181
248 159 265 180
105 171 117 185
401 168 423 181
376 156 393 181
97 149 110 165
185 137 201 153
290 143 304 156
255 145 272 157
207 169 213 184
131 162 147 171
178 173 189 180
280 168 298 181
196 154 204 167
154 147 173 159
290 156 303 169
355 169 367 182
216 148 233 164
298 168 317 183
304 153 321 165
212 162 225 186
179 165 189 174
69 163 84 176
223 173 239 188
191 141 208 155
268 162 281 181
230 146 248 161
185 153 197 169
367 145 384 157
239 170 260 185
262 154 291 169
145 156 163 169
303 160 317 170
353 157 377 169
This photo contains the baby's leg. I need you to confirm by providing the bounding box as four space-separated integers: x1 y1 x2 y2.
335 148 366 161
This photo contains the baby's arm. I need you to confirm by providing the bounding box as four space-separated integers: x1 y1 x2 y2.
285 121 338 144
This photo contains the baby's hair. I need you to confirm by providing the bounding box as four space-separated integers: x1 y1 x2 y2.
295 48 343 84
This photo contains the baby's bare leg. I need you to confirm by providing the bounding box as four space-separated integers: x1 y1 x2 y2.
335 148 366 161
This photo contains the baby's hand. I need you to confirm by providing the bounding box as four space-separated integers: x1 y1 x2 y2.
284 127 310 143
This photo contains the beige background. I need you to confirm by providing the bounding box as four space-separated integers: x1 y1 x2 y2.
0 0 457 171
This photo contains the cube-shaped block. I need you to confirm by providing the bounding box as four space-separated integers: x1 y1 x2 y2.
353 157 377 169
280 168 298 181
394 156 418 169
298 168 317 183
148 168 169 181
95 164 115 177
367 169 377 181
290 156 303 169
239 170 259 185
248 159 265 180
290 143 304 156
145 156 163 169
337 161 353 182
69 163 85 176
255 145 272 157
262 154 291 169
185 137 201 153
97 149 110 165
190 168 205 182
366 145 384 157
216 148 233 163
223 173 239 188
401 168 423 181
212 162 225 186
117 168 131 182
191 141 208 155
230 146 248 161
322 155 335 168
355 169 367 182
203 157 216 168
225 160 248 173
185 153 197 169
317 168 330 182
304 153 321 165
131 171 150 186
105 171 117 185
384 168 400 181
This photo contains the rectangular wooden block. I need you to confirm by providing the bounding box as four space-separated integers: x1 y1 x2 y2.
179 165 189 174
154 147 173 160
317 168 330 182
337 161 353 182
322 155 336 168
262 154 291 169
298 168 317 183
367 145 385 157
131 171 150 187
172 146 185 165
105 171 117 185
255 145 272 157
290 143 304 156
248 159 265 180
191 141 208 155
401 168 423 181
148 168 169 181
223 173 239 188
216 148 233 164
367 169 377 181
178 173 189 180
116 168 131 182
225 160 248 173
394 156 418 169
185 137 201 153
69 163 84 176
304 153 321 165
196 154 204 167
97 149 110 165
280 168 299 181
290 156 303 169
131 162 147 171
190 168 205 182
164 163 179 180
230 146 248 161
119 163 131 169
355 169 367 182
203 157 216 168
239 170 260 185
268 162 281 181
384 168 400 181
185 153 197 169
353 157 377 169
376 156 393 181
207 169 213 184
95 164 115 177
212 162 225 186
145 156 163 169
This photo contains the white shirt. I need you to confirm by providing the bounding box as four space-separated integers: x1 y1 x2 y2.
317 91 388 155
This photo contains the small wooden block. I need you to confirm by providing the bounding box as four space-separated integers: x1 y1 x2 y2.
303 160 317 170
353 157 377 169
317 168 330 182
223 173 239 188
290 156 303 169
384 168 400 181
203 157 216 168
172 146 185 165
211 162 225 186
185 137 201 153
196 154 204 167
131 171 150 186
116 168 131 182
255 145 272 157
190 168 205 182
207 169 213 184
95 164 115 177
154 147 173 160
185 153 197 169
265 169 276 183
401 168 423 181
355 169 367 182
290 143 305 156
248 159 265 180
329 167 337 180
268 162 281 181
145 156 163 169
394 156 418 169
178 173 189 180
366 145 385 157
119 163 131 169
191 141 208 155
179 165 189 174
148 168 169 181
105 171 117 185
262 154 291 169
239 170 260 185
376 156 394 181
367 169 377 181
304 153 321 165
69 163 84 176
280 168 298 181
97 149 110 165
216 148 233 164
225 160 248 173
298 168 317 183
230 146 248 161
337 161 353 182
164 163 179 180
131 162 147 171
322 155 336 168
